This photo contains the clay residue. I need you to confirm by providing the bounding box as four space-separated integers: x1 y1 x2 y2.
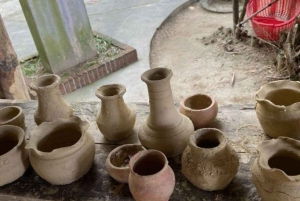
110 146 144 167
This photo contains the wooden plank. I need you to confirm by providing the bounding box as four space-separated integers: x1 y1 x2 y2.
0 101 262 200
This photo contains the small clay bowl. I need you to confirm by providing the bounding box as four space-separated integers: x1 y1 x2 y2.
179 93 218 129
105 144 146 183
0 106 26 130
0 125 29 186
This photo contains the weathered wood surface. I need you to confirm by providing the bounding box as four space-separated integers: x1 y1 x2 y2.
0 101 264 200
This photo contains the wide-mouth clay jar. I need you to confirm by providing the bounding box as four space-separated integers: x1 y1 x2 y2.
26 116 95 185
105 144 146 183
0 106 26 130
179 93 218 129
0 125 29 186
252 137 300 201
255 80 300 139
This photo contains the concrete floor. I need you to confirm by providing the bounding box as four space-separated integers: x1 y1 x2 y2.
1 0 193 103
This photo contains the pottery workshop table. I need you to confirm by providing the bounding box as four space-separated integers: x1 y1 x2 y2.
0 100 265 201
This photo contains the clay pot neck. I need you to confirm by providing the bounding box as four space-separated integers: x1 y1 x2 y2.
129 150 168 179
189 128 226 154
25 116 89 159
95 84 126 101
182 94 214 112
30 74 60 92
141 68 181 129
256 80 300 111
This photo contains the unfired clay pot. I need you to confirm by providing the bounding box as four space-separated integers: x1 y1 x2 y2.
256 80 300 139
179 93 218 129
252 137 300 201
129 149 175 201
0 106 26 130
30 74 73 125
139 68 194 157
181 128 239 191
26 116 95 185
96 84 136 141
0 125 29 186
105 144 146 183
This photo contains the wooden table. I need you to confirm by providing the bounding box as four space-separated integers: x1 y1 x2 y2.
0 100 265 200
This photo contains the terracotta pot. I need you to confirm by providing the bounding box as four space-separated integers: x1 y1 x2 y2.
181 128 239 191
139 68 194 157
0 125 29 186
25 116 95 185
0 106 26 130
96 84 136 141
252 137 300 201
30 74 73 125
105 144 146 183
179 93 218 129
255 80 300 139
129 150 175 201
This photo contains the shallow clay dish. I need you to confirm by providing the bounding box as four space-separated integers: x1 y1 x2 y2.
105 144 146 183
179 93 218 129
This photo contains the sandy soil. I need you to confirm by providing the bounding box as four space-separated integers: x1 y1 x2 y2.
150 2 279 106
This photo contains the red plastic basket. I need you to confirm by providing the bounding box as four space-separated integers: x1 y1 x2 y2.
246 0 300 41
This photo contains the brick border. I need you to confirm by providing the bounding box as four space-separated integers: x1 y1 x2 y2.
24 31 138 98
58 31 138 95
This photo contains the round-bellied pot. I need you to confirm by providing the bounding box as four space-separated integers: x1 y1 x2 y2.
179 93 218 129
25 116 95 185
96 84 136 141
181 128 239 191
0 125 29 186
30 74 73 125
139 68 194 157
128 150 175 201
255 80 300 139
105 144 146 183
0 106 26 130
252 137 300 201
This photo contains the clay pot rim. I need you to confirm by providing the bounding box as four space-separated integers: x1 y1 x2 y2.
0 125 25 157
141 68 173 84
0 106 23 124
256 80 300 110
95 84 126 100
180 93 216 112
129 149 168 178
257 136 300 181
190 128 226 151
106 144 146 170
26 116 90 159
29 74 60 91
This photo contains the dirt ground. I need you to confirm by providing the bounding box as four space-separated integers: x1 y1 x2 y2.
150 2 279 106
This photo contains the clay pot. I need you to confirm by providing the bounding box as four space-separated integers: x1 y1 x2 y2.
105 144 146 183
181 128 239 191
96 84 136 141
139 68 194 157
0 125 29 186
25 116 95 185
129 150 175 201
179 93 218 129
252 137 300 201
255 80 300 139
30 74 73 125
0 106 26 130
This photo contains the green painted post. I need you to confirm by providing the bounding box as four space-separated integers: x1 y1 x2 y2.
20 0 97 74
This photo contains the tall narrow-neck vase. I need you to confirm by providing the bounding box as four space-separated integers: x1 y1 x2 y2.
138 68 194 157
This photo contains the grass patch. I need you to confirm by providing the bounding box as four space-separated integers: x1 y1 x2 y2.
20 35 121 80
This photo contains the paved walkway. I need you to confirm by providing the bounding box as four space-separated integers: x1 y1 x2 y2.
1 0 191 102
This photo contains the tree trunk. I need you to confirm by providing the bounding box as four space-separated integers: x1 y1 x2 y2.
0 14 30 100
